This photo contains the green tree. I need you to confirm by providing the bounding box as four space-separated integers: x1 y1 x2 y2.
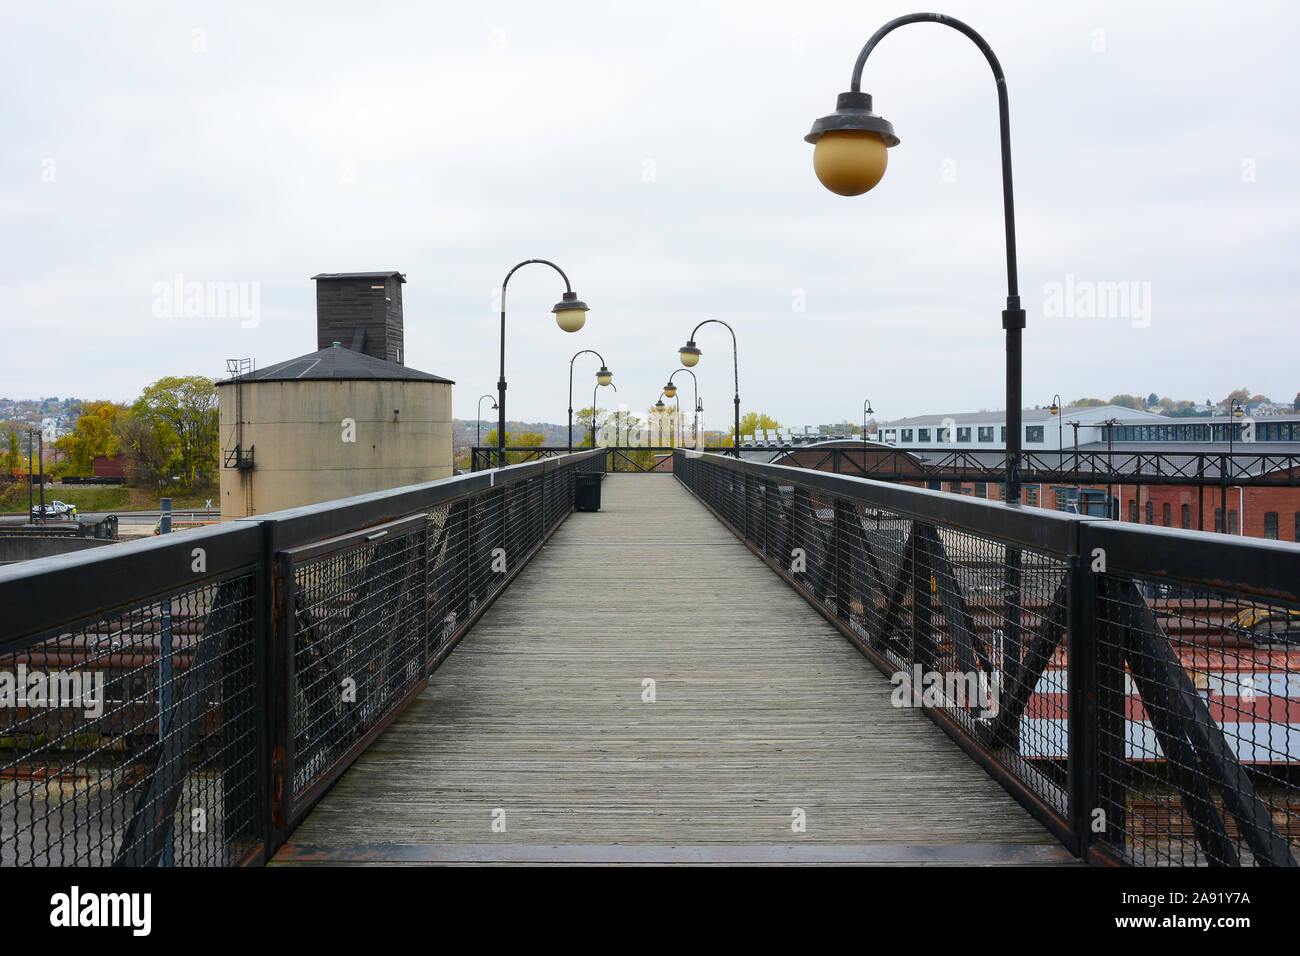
1109 394 1144 410
2 429 19 473
482 428 548 465
1072 397 1106 407
739 411 781 442
53 400 125 475
132 376 219 488
115 407 173 488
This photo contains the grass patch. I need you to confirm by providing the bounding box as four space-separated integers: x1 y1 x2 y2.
0 486 216 513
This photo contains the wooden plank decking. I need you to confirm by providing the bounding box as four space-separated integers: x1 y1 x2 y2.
275 474 1073 864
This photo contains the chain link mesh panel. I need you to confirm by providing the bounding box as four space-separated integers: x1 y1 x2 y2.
0 571 260 866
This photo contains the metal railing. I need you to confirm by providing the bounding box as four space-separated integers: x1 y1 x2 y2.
675 450 1300 866
0 449 601 866
767 446 1300 487
471 445 736 472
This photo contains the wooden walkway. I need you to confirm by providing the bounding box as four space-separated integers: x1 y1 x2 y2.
275 474 1073 865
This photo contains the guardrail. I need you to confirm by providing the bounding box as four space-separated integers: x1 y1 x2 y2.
675 450 1300 866
0 449 601 866
471 446 736 472
765 446 1300 487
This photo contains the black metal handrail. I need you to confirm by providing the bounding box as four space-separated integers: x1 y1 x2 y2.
674 450 1300 867
0 449 602 867
767 445 1300 487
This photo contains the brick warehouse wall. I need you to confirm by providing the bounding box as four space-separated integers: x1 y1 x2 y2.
916 478 1300 542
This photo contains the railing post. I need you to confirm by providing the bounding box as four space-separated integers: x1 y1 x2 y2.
742 471 751 543
266 548 295 856
833 497 853 624
1065 524 1095 860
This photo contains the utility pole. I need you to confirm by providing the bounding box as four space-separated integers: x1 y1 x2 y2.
37 430 46 521
26 429 34 522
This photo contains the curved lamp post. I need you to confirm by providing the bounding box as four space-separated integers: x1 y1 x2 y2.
496 259 589 466
665 368 700 448
476 393 497 448
591 381 616 448
569 349 613 453
806 12 1026 503
863 399 874 447
1048 393 1063 451
677 319 740 456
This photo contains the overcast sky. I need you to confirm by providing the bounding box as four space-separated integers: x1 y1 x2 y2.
2 0 1297 429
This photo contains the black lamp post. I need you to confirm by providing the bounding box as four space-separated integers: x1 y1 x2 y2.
665 368 700 448
569 349 613 453
1048 392 1062 453
805 12 1026 503
476 393 497 448
862 399 874 447
1223 398 1245 533
677 319 740 456
591 381 615 448
496 259 589 467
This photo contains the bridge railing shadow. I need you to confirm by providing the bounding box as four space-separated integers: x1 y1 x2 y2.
675 449 1300 867
0 449 603 867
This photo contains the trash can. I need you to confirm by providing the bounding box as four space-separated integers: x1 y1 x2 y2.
574 473 602 512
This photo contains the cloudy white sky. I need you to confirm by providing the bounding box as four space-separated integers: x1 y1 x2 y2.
2 0 1297 429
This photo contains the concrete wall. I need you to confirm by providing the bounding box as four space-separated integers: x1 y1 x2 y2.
218 378 452 518
0 535 112 565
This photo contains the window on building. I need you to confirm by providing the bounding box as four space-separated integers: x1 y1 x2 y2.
1025 426 1044 443
1025 487 1039 507
1295 512 1300 541
1000 426 1007 442
1129 500 1138 523
1181 504 1191 529
1163 503 1171 526
1054 488 1066 511
917 428 931 442
883 429 896 442
1145 500 1154 524
900 429 913 442
978 426 994 442
1229 510 1238 534
957 427 971 442
974 482 987 498
948 481 962 493
1215 508 1224 533
1264 512 1279 539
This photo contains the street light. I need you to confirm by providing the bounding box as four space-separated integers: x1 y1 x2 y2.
863 399 874 448
1223 398 1245 533
568 349 614 453
1048 392 1062 452
667 369 700 448
476 393 497 448
806 12 1026 503
676 319 740 456
591 381 616 448
496 259 589 466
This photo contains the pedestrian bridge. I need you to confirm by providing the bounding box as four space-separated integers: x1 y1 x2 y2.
2 450 1297 867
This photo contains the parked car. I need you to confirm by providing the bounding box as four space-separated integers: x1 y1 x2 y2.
30 500 77 520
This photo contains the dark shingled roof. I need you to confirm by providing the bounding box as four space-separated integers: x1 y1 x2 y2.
310 271 406 282
216 344 453 385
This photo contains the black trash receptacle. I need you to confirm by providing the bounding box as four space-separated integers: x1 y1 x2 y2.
574 473 602 512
